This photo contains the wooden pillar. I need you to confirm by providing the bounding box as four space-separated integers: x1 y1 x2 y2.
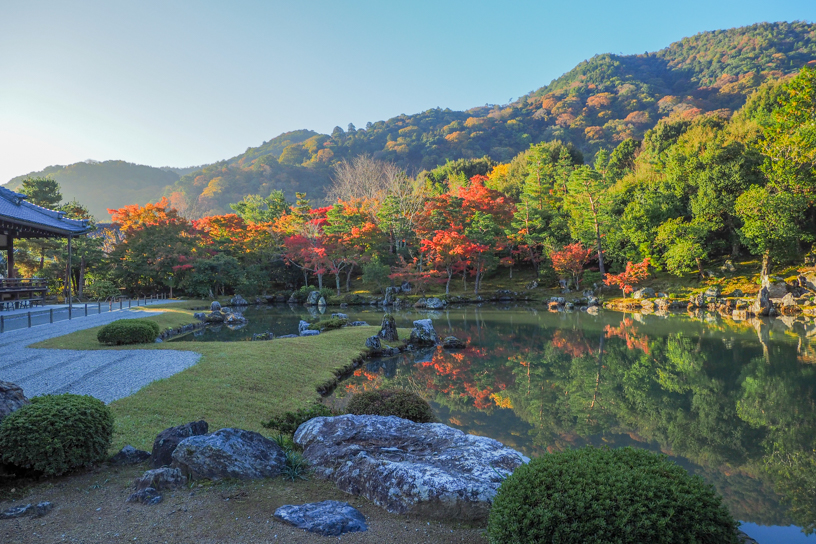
66 235 73 313
6 233 14 279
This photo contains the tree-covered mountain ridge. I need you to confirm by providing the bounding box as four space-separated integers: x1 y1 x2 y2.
6 21 816 219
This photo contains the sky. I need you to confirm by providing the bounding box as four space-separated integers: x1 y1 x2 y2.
1 0 815 183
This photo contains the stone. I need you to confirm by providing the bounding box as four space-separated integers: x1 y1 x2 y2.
0 502 53 519
230 294 248 306
547 301 561 312
193 312 206 320
586 306 599 315
586 296 599 307
525 280 538 290
413 298 427 308
300 329 320 336
378 314 399 342
0 381 29 424
640 299 655 311
172 428 286 480
110 445 151 465
295 415 528 520
549 297 566 305
318 296 327 307
654 298 669 312
704 286 721 298
365 336 382 350
400 281 412 293
441 336 466 349
134 467 185 491
409 319 438 347
274 501 367 536
730 289 744 298
204 311 225 323
751 287 773 317
331 313 349 320
425 297 445 309
210 301 221 312
287 292 298 304
632 287 655 299
348 321 369 327
305 291 321 306
127 487 163 505
780 293 800 314
151 420 209 468
564 302 575 311
298 320 311 334
721 260 736 273
763 277 788 299
224 312 247 325
689 293 705 308
383 286 396 306
278 334 298 339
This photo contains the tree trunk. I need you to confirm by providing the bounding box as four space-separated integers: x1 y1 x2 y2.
78 256 86 299
445 267 452 295
345 264 353 292
509 263 513 280
696 257 705 279
335 274 341 296
317 273 323 290
303 271 308 287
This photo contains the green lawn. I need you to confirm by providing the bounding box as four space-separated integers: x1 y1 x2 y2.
31 304 409 452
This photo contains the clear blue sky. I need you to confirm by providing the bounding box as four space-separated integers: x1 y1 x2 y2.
1 0 814 182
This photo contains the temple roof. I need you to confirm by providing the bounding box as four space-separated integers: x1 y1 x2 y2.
0 186 93 238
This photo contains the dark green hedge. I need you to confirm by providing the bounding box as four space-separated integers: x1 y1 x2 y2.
0 394 114 476
346 389 436 423
487 446 739 544
97 319 160 345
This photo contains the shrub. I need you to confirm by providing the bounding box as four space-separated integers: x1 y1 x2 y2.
97 319 160 345
362 258 391 293
262 403 333 435
318 287 334 303
346 389 436 423
0 394 114 476
487 447 739 544
292 285 317 303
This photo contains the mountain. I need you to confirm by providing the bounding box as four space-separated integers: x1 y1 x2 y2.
3 160 193 220
6 21 816 218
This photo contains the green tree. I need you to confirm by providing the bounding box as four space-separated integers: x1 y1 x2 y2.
566 166 612 275
229 190 289 223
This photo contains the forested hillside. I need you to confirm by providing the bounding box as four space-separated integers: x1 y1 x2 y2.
4 160 186 219
6 22 815 218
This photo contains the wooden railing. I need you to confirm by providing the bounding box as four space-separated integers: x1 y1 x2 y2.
0 278 48 292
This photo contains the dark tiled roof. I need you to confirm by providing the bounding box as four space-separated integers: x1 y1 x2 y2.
0 186 92 236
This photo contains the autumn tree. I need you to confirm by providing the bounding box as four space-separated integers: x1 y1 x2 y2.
603 257 651 298
550 243 593 291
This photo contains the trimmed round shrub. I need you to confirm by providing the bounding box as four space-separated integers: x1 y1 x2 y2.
97 319 160 345
487 447 739 544
0 394 115 476
346 389 436 423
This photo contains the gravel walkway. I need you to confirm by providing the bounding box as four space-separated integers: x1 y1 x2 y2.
0 304 201 403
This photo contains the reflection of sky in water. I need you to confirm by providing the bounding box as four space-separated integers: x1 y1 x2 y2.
175 303 816 540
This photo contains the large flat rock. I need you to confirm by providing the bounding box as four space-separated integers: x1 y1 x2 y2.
294 415 528 520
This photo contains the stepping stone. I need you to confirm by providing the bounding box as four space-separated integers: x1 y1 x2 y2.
274 500 367 536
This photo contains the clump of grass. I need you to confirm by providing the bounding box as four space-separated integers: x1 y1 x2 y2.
263 403 334 435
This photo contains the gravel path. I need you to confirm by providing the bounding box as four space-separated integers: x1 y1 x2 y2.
0 304 201 403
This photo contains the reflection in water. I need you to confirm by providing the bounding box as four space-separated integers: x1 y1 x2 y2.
176 303 816 538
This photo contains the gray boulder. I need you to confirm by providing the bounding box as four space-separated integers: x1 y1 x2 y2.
425 297 445 309
127 487 162 505
193 312 206 320
721 260 736 273
172 428 286 480
298 320 311 334
134 467 185 491
763 277 788 298
151 420 209 468
110 445 151 465
294 415 528 520
331 313 349 320
305 291 321 306
252 332 274 341
383 286 395 306
1 502 53 519
640 299 655 311
287 292 298 304
400 281 412 293
586 296 600 307
274 501 367 536
300 329 320 336
409 319 437 347
704 286 721 298
318 296 327 307
730 289 745 298
230 294 248 306
689 293 705 308
210 301 221 312
378 314 399 342
348 321 369 327
224 312 247 325
632 287 655 299
752 287 773 317
549 297 566 305
204 311 225 323
365 336 382 350
0 381 29 424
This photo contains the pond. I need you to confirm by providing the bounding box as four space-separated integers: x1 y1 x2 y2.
174 303 816 543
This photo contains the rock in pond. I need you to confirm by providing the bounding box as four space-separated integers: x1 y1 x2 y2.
305 291 321 306
151 420 209 468
632 287 655 299
425 297 445 310
210 301 221 312
110 445 151 465
378 314 398 342
230 294 248 306
332 313 349 320
294 415 528 520
441 336 466 349
365 336 381 350
172 428 286 480
0 381 29 424
409 319 437 347
752 287 773 317
348 321 368 327
298 320 311 334
274 501 368 536
300 329 320 336
1 502 53 519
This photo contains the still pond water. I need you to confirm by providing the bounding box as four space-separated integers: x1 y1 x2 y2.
173 303 816 543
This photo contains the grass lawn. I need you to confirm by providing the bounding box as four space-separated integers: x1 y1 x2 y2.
31 303 410 452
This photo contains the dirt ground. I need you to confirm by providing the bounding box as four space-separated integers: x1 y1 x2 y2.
0 464 489 544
